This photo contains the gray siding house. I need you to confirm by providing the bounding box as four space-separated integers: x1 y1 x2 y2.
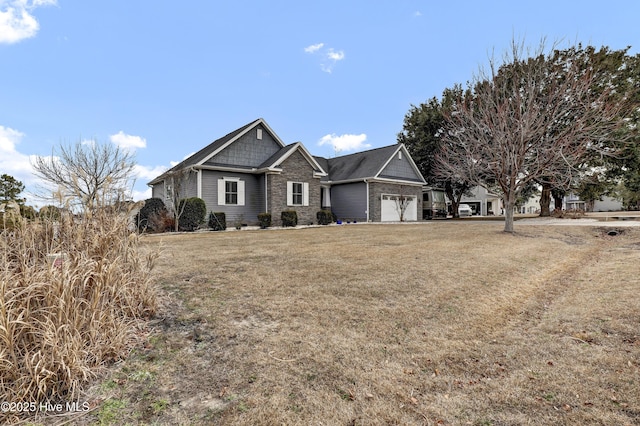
148 118 426 225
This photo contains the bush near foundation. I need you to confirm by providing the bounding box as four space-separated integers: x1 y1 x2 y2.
281 210 298 227
317 210 333 225
136 198 169 232
258 212 272 229
178 197 206 231
208 212 227 231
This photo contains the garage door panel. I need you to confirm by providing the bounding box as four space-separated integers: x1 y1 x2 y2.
381 194 417 222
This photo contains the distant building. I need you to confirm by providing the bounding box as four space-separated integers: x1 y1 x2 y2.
458 186 502 216
564 193 623 212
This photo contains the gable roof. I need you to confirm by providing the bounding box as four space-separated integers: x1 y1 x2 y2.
148 118 284 185
148 119 424 187
259 142 327 176
316 144 425 184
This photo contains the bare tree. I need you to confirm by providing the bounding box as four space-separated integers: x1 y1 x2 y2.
392 185 414 222
32 140 136 210
162 168 194 231
436 41 631 232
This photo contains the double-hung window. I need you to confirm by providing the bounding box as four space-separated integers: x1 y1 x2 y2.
287 181 309 206
218 178 245 206
292 182 303 205
225 180 238 205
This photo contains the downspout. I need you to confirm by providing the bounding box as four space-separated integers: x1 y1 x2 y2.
196 169 202 199
265 174 268 213
365 179 370 222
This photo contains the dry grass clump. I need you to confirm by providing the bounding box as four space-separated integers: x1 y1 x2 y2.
0 209 157 413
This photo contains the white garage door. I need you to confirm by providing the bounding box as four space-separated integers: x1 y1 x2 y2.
381 194 417 222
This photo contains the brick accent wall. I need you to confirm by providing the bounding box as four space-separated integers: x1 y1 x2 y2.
267 150 321 226
368 181 423 222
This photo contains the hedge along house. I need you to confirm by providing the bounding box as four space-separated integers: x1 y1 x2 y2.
148 118 426 225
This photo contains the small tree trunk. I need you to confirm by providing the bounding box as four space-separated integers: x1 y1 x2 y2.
539 184 551 217
445 188 459 218
553 193 563 211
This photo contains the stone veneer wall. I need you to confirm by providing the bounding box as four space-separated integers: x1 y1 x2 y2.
267 150 321 226
368 181 423 222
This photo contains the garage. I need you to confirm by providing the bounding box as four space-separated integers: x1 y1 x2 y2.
381 194 418 222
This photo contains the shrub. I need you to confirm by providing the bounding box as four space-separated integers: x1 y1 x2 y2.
257 212 271 229
281 210 298 227
178 197 206 231
38 205 62 221
136 198 169 232
20 205 37 220
208 212 226 231
316 209 333 225
552 208 585 219
234 214 245 230
0 209 157 412
148 209 175 232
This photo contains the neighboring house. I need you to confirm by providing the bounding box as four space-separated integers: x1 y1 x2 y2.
148 118 426 225
519 193 541 214
564 192 623 212
458 186 502 216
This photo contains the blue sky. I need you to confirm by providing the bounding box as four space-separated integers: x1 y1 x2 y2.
1 0 639 205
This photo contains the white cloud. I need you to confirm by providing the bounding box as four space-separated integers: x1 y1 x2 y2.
0 125 36 180
134 164 166 181
318 133 370 153
413 11 422 17
305 42 345 73
304 43 324 53
0 125 49 206
110 131 147 151
327 48 345 61
169 151 195 167
131 187 152 202
0 0 56 44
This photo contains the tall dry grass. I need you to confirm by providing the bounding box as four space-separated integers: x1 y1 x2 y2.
0 209 157 410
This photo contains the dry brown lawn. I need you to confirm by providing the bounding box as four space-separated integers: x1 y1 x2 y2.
79 222 639 425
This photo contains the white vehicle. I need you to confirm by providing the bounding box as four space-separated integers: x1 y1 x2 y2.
458 203 473 217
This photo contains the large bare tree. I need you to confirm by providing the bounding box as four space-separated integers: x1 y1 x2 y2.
436 42 632 232
32 140 137 210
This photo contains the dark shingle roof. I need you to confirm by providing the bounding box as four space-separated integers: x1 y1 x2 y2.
148 119 262 184
258 143 298 169
318 145 400 182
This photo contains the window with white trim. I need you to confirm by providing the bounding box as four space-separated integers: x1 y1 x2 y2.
292 182 303 205
218 178 245 206
225 180 238 205
287 181 309 206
